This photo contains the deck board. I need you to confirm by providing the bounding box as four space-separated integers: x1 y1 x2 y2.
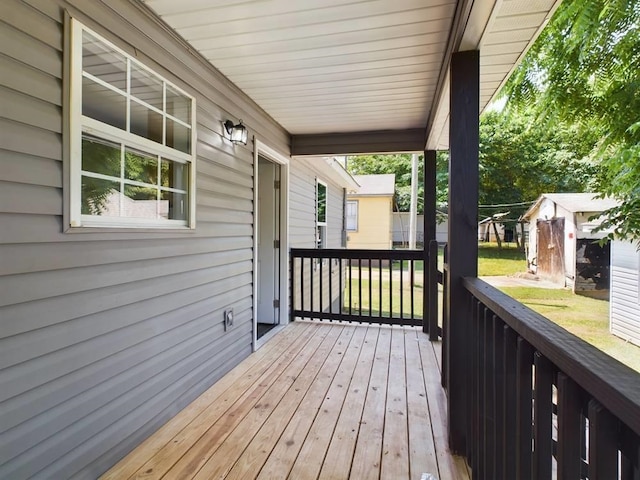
317 327 379 479
103 321 470 480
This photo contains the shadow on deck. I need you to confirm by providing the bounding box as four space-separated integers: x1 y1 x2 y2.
102 321 470 480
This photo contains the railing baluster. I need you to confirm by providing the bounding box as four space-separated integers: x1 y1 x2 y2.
389 258 393 322
503 326 517 478
477 304 486 478
557 372 583 480
516 337 534 480
400 259 404 321
358 258 362 318
368 259 372 317
328 257 333 315
339 258 343 316
620 426 640 480
588 399 619 479
410 259 415 321
493 315 504 480
300 257 305 316
310 258 314 318
533 352 553 480
348 259 352 317
319 257 324 315
290 252 295 322
470 299 481 473
379 258 382 318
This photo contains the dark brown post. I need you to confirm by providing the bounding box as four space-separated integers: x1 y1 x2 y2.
446 49 479 454
423 149 437 335
424 150 437 244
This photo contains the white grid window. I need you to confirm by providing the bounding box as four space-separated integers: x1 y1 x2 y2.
69 19 196 228
346 200 358 231
316 180 327 248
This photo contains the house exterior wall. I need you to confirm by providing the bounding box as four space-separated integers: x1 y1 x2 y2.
610 240 640 346
289 158 346 313
347 196 393 249
0 1 290 478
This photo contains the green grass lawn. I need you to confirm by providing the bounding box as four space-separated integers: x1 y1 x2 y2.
500 287 640 372
343 274 423 319
477 242 527 276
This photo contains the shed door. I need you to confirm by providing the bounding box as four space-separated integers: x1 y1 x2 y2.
537 217 565 282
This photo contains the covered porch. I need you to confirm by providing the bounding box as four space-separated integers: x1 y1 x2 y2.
102 321 469 479
2 0 640 478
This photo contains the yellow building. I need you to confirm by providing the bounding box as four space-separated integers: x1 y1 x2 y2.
346 174 395 249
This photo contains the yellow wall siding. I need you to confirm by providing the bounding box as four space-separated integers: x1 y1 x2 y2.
347 196 393 249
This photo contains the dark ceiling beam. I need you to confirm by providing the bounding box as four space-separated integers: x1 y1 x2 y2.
290 128 426 156
423 0 475 150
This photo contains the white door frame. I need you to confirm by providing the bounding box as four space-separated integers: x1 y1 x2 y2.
253 139 290 350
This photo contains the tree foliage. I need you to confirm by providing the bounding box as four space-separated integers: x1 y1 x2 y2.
479 110 598 219
346 153 448 214
503 0 640 240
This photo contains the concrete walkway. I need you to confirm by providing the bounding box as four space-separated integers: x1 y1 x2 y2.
480 274 566 289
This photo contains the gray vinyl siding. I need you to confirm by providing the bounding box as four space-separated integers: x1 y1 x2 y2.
610 240 640 347
0 0 289 478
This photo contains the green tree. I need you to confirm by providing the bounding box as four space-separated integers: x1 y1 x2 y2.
503 0 640 240
479 110 598 219
347 153 448 214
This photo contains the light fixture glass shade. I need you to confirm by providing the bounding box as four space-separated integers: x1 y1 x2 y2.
224 120 248 145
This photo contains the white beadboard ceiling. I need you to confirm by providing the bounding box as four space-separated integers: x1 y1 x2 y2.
142 0 560 151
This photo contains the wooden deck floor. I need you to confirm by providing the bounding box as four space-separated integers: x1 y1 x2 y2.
102 321 470 480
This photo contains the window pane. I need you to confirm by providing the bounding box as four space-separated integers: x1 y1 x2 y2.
82 77 126 129
346 201 358 231
123 184 159 219
82 30 126 91
317 183 327 224
125 148 157 185
130 100 163 144
166 119 191 154
82 135 121 177
131 64 163 109
82 176 120 216
161 191 187 220
166 86 191 124
161 159 188 191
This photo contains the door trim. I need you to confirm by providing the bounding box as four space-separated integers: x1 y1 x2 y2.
253 139 290 351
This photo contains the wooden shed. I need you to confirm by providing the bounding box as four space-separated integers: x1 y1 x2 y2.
522 193 619 294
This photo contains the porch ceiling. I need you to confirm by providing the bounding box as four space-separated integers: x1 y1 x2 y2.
142 0 560 153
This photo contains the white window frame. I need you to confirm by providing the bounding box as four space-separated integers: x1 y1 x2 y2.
316 179 328 249
346 200 358 232
68 19 197 229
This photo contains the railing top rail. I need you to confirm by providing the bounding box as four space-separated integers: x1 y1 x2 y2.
290 248 425 260
463 276 640 437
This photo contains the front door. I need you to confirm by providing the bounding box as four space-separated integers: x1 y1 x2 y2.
257 156 281 326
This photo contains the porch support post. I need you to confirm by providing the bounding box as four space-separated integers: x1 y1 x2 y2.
423 149 437 337
447 50 479 454
424 150 437 245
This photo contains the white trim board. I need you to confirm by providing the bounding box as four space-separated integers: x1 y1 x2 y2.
252 138 291 351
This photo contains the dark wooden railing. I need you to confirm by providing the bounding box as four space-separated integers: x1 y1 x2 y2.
461 277 640 480
290 248 437 330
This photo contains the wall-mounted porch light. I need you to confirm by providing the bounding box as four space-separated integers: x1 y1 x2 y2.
224 119 248 145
